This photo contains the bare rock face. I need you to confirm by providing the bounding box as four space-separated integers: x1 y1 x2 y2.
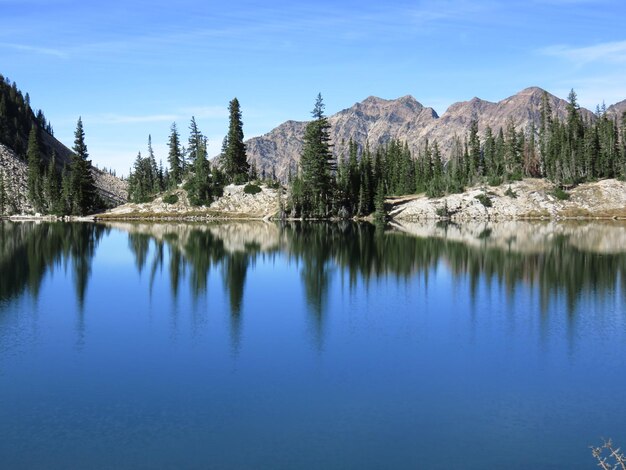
0 144 33 214
607 99 626 119
0 143 127 215
243 87 608 182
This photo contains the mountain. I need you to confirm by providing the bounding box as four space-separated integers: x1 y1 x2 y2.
0 74 127 214
607 99 626 119
244 87 605 181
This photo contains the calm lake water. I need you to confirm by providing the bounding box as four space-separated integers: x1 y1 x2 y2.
1 220 625 469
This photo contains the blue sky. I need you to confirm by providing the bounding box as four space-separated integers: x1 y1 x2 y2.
1 0 625 175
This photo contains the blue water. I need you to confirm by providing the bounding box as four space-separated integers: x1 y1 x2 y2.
0 220 625 469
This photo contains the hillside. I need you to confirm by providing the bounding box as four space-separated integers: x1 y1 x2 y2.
1 143 127 214
0 74 127 215
244 87 609 181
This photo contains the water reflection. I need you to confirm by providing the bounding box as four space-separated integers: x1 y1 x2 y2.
1 219 625 346
0 221 108 305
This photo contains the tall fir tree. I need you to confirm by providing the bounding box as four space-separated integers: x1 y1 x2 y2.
69 117 96 215
167 122 183 186
468 118 481 178
223 98 249 183
186 118 212 206
44 150 61 214
297 93 333 216
26 125 43 212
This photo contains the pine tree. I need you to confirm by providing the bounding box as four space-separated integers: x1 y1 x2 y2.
298 94 333 216
61 165 72 214
187 132 212 206
373 181 386 222
468 118 481 178
167 122 183 186
26 126 43 212
69 117 96 215
44 151 61 214
223 98 249 183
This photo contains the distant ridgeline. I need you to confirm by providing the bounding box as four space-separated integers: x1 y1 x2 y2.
0 73 126 216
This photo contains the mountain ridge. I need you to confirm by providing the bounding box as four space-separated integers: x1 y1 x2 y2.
243 87 613 181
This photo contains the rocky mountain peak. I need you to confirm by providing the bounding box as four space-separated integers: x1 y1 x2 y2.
242 88 623 182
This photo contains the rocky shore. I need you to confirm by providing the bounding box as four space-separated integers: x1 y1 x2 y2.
93 178 626 222
388 178 626 221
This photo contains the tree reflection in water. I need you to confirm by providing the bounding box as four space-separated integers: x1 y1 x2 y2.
1 220 625 350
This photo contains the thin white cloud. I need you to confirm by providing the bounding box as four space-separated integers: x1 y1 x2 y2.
178 106 228 119
0 42 68 58
87 113 179 124
542 40 626 64
79 107 227 125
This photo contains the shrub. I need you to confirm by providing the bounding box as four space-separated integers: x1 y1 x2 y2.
475 193 492 207
162 194 179 205
243 183 262 195
504 186 517 198
436 201 451 218
551 187 570 200
487 175 503 186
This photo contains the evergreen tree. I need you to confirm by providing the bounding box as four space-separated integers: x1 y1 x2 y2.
26 126 43 211
167 122 183 186
223 97 249 183
468 118 481 178
539 91 553 176
483 126 496 179
187 133 212 206
147 134 160 193
44 151 61 214
60 165 72 214
297 94 333 216
504 118 522 180
69 117 96 215
373 181 386 222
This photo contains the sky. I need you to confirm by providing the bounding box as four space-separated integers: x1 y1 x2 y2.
1 0 626 175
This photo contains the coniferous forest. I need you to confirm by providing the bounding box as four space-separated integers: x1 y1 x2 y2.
2 74 626 219
0 74 101 216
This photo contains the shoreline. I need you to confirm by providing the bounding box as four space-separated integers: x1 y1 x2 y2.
3 178 625 223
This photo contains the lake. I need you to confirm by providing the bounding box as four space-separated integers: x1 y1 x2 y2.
1 219 625 469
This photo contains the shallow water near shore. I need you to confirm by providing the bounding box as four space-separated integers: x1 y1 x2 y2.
1 220 625 469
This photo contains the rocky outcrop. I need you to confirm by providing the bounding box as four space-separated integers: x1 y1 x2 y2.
608 99 626 119
0 144 33 214
388 178 626 221
98 183 284 220
243 87 610 181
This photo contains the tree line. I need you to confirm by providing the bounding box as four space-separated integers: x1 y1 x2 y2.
287 91 626 219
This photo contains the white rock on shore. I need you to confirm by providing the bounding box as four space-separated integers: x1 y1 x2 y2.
388 179 626 221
